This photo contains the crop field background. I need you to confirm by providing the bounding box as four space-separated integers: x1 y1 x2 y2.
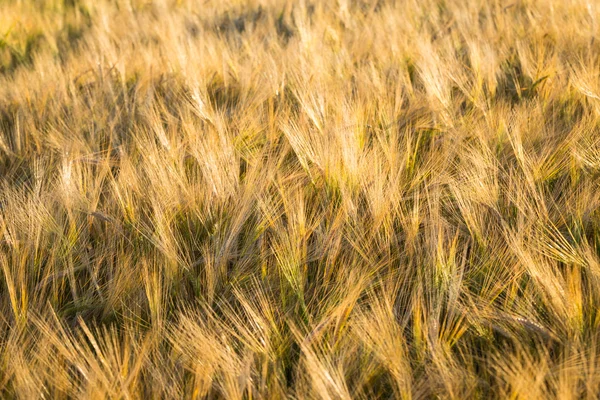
1 0 600 398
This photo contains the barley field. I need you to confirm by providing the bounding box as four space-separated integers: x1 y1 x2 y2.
1 0 600 398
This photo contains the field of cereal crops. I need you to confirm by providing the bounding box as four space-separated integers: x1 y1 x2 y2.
1 0 600 397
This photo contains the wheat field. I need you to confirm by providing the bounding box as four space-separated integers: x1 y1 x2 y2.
1 0 600 398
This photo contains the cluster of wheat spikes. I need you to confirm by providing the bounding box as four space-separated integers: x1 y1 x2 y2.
1 0 600 398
